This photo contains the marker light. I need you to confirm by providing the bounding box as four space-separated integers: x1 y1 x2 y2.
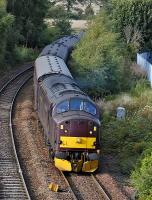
64 130 68 133
89 131 93 134
93 141 96 146
93 126 97 131
60 125 64 130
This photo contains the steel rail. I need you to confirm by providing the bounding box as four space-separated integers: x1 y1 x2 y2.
0 66 33 199
0 65 33 93
59 171 78 200
10 75 33 200
91 174 111 200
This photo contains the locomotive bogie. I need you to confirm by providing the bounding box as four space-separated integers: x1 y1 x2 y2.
54 153 99 172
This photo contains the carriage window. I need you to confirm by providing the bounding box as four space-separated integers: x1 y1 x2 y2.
84 101 96 115
70 98 83 111
56 100 69 113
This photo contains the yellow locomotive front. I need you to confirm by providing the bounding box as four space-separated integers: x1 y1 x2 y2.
52 98 101 172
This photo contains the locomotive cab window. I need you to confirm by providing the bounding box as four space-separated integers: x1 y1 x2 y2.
84 101 96 115
56 100 69 113
70 98 83 111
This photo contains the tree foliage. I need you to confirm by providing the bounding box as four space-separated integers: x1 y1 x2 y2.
0 0 14 67
85 4 94 17
7 0 49 47
47 5 67 18
72 11 126 96
52 18 72 38
111 0 152 51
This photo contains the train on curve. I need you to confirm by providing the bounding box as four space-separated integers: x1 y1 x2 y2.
34 33 101 172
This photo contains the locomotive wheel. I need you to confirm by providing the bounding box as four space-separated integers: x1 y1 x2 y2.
49 147 54 161
44 134 50 146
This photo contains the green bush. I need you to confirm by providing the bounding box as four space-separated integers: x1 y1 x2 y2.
131 148 152 200
52 18 72 38
85 5 94 17
14 46 38 63
72 10 129 97
100 87 152 175
47 5 67 18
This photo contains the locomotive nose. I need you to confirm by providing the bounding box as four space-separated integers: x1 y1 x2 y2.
59 119 97 137
58 119 98 150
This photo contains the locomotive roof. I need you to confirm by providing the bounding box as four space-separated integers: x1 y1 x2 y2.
39 33 84 58
35 55 73 80
41 74 88 104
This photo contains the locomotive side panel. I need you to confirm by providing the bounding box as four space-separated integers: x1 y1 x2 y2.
37 82 57 148
37 85 50 137
33 68 38 111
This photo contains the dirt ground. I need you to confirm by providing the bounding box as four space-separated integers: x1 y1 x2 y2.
45 19 87 30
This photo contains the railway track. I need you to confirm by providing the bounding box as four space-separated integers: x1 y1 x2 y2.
91 174 111 200
0 66 33 199
61 172 111 200
59 170 78 200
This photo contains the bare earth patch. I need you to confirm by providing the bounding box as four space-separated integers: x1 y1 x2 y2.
45 19 87 30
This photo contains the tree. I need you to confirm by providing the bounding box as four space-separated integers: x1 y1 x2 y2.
47 5 67 18
85 4 94 16
53 18 71 38
0 0 14 67
7 0 49 47
72 11 127 96
111 0 152 51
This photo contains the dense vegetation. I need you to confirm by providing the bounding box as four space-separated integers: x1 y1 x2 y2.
0 0 14 68
71 0 152 199
7 0 49 47
100 81 152 199
1 0 104 71
0 0 72 71
72 11 131 97
111 0 152 51
72 0 152 95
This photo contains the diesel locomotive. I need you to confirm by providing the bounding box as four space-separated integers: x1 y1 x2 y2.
34 34 101 172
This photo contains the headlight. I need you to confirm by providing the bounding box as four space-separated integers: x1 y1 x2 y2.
89 131 93 134
60 125 64 130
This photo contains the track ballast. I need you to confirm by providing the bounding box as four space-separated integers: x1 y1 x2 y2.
0 66 32 199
